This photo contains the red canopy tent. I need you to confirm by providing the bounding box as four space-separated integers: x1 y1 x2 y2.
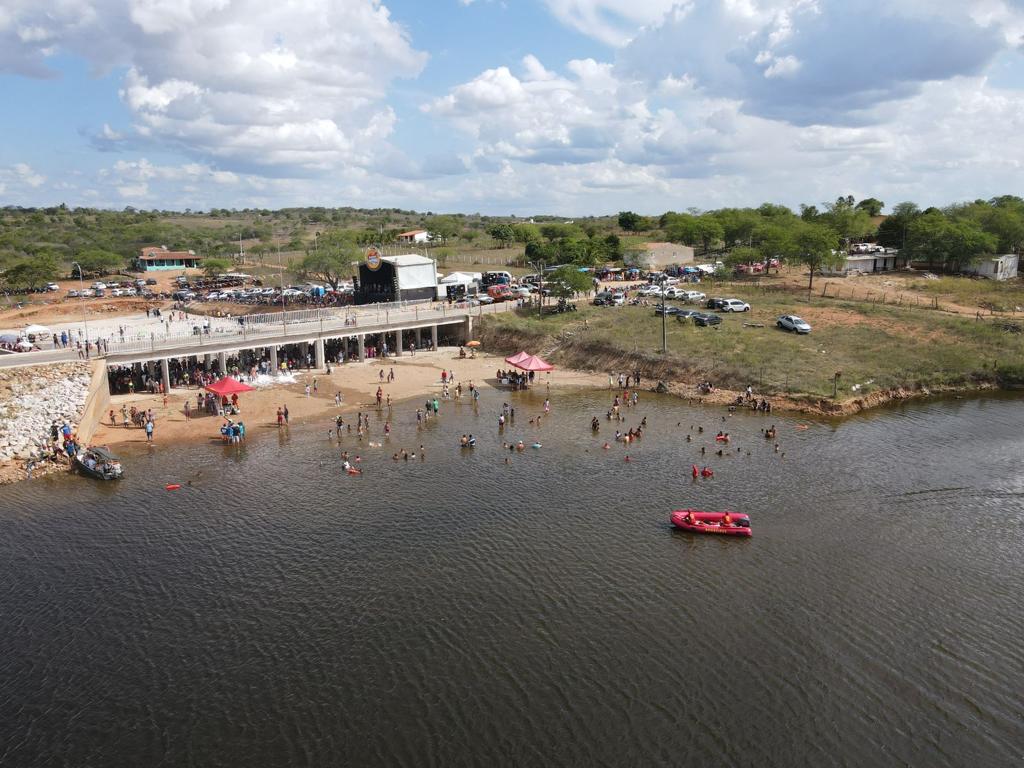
505 353 554 372
505 351 530 366
205 377 256 396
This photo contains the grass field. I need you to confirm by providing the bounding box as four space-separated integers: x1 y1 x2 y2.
482 288 1024 398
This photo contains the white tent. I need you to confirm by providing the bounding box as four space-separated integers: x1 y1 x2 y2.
439 271 477 285
23 324 51 336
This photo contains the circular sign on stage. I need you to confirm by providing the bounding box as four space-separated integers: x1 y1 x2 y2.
366 247 382 271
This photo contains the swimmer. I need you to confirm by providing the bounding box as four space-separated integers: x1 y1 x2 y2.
602 443 610 450
701 446 706 455
686 434 692 442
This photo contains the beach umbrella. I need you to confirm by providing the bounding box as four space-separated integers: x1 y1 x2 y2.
465 340 481 347
205 377 256 396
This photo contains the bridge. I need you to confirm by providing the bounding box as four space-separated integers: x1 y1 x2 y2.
1 300 520 392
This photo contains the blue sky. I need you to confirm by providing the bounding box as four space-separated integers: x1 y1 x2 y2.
1 0 1023 215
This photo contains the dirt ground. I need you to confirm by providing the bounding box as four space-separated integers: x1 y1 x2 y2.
91 350 607 450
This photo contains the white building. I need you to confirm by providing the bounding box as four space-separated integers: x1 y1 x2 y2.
963 254 1019 281
825 248 907 275
397 229 431 244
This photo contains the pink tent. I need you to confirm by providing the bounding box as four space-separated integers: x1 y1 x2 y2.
505 351 530 366
205 377 256 396
506 353 554 372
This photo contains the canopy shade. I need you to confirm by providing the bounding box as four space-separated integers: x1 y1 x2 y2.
23 324 51 335
505 353 554 372
205 377 256 396
505 351 530 366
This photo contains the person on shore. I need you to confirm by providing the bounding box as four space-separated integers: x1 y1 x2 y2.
184 401 191 421
109 410 116 427
313 377 318 394
388 368 395 383
283 405 289 424
145 419 154 443
376 387 383 407
335 391 342 407
277 407 284 427
379 369 385 382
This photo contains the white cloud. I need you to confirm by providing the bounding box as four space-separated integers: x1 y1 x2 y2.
0 0 427 175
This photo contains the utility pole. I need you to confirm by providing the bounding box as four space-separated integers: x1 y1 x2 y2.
72 261 89 354
660 275 668 353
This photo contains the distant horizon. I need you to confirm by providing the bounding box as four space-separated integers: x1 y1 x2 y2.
1 1 1022 213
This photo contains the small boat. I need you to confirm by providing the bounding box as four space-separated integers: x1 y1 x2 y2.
75 446 124 480
671 509 751 537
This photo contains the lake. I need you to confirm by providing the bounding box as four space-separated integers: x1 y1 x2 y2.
1 389 1022 767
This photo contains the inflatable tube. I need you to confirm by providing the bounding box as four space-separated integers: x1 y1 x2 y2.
531 443 542 449
715 436 728 442
347 468 362 475
165 484 181 491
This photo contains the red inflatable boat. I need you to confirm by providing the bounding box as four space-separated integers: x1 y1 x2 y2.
671 509 752 537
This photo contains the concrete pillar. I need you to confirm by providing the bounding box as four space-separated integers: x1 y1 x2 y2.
431 325 439 350
300 341 309 365
218 351 227 373
464 315 473 342
146 361 155 380
415 328 422 347
270 345 279 374
160 358 171 393
393 330 403 357
357 335 366 362
315 338 325 369
204 353 212 371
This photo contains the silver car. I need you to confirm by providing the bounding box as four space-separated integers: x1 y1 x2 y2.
777 314 812 333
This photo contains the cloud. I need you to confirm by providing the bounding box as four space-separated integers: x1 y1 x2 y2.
0 0 427 175
540 0 677 46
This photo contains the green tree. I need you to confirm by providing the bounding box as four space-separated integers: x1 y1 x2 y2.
791 223 841 297
856 198 885 217
201 257 232 278
75 248 123 276
904 211 996 270
876 201 920 249
547 265 592 298
618 211 644 231
429 216 461 244
820 196 874 246
2 254 60 291
297 233 359 289
488 223 515 248
724 245 761 270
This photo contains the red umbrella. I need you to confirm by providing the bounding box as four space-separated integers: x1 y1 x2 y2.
506 353 554 372
205 377 256 396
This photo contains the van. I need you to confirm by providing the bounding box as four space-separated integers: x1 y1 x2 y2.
483 271 513 287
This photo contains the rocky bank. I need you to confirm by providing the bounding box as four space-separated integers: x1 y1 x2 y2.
0 362 92 468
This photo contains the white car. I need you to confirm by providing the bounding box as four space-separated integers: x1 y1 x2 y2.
91 281 106 290
680 290 706 303
720 298 751 312
46 282 60 292
205 292 222 301
109 288 124 297
777 314 812 333
663 276 680 285
637 284 661 296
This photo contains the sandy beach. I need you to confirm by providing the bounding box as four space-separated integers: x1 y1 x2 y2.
91 349 608 450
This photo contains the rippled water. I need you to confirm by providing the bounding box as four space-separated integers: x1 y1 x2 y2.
1 390 1022 767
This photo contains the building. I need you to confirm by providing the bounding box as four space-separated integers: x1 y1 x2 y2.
825 248 908 275
137 246 201 271
963 254 1019 281
396 229 431 244
355 253 438 304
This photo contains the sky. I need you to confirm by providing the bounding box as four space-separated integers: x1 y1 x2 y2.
1 0 1023 216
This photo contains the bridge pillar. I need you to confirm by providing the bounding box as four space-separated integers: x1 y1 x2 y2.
204 353 212 371
270 345 279 374
464 315 473 342
393 330 403 357
160 358 171 394
431 325 439 350
218 351 227 373
357 335 365 362
314 338 325 369
415 328 422 347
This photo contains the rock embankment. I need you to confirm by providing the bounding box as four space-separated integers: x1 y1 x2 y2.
0 362 92 465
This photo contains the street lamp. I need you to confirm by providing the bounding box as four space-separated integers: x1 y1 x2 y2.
71 261 90 356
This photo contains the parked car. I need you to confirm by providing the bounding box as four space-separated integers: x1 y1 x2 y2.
674 309 703 321
476 294 495 304
145 278 158 285
777 314 812 333
693 313 723 326
679 290 706 303
79 288 95 298
706 297 727 310
45 282 60 292
91 281 106 290
109 288 124 297
67 289 80 298
720 299 751 312
653 305 679 316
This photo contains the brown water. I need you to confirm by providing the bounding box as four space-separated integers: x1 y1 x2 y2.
1 390 1022 767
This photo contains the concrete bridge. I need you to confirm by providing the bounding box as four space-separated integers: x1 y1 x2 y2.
0 300 519 392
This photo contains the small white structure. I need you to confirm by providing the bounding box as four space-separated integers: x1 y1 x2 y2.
963 254 1019 281
397 229 431 244
825 249 906 275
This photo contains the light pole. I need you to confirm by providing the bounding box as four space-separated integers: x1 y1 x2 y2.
660 275 668 353
71 261 90 355
530 259 545 317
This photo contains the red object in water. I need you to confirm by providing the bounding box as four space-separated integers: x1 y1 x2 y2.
165 484 181 491
671 509 751 537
